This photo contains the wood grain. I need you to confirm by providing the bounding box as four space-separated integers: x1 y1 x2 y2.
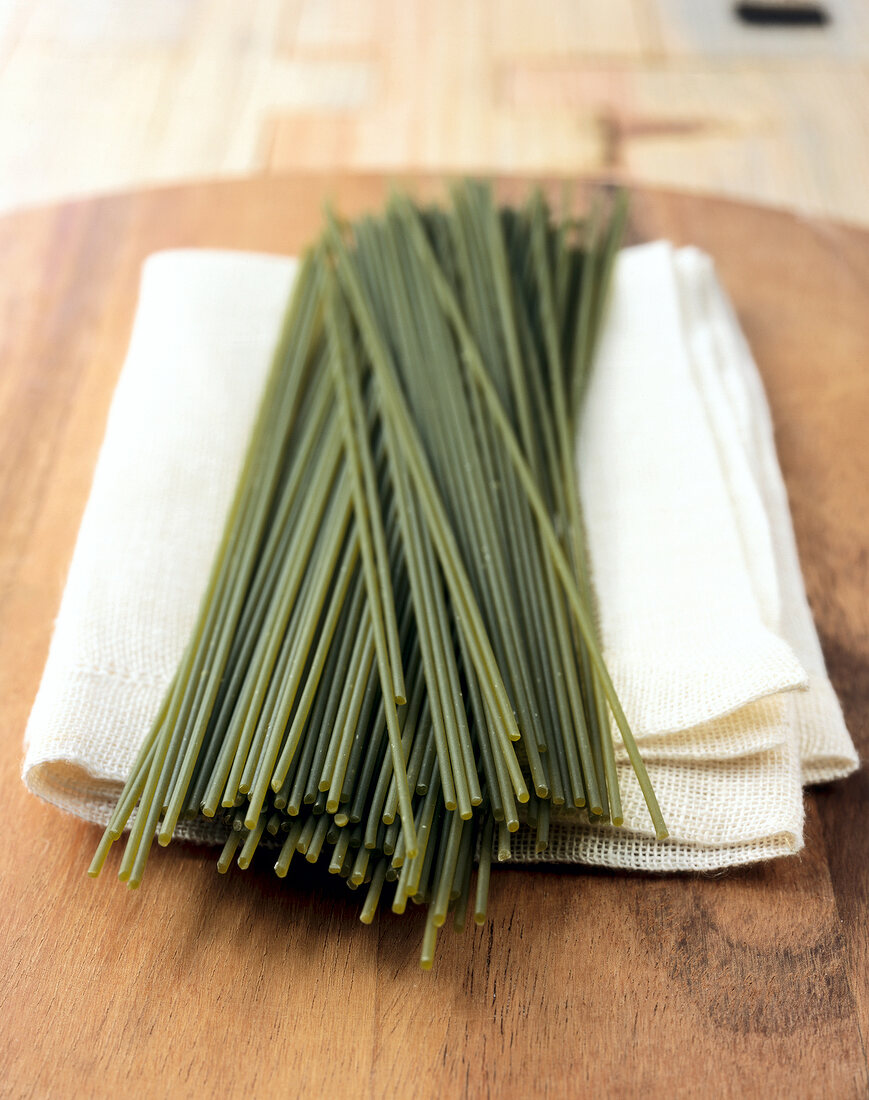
0 174 867 1099
2 1 869 225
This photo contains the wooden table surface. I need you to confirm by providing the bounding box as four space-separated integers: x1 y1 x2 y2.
1 174 866 1099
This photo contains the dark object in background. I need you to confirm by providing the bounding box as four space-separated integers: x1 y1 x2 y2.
735 1 830 24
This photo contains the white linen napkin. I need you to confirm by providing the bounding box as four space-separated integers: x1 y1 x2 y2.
22 244 858 870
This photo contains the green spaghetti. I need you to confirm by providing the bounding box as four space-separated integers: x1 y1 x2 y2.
89 180 666 969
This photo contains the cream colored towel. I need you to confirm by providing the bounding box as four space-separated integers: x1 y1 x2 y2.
22 245 858 870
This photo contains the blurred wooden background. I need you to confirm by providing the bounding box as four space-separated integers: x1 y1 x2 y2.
0 0 868 221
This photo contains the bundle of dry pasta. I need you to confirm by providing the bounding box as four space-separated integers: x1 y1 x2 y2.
89 181 664 967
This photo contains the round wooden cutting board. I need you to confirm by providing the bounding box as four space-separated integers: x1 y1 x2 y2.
0 174 866 1098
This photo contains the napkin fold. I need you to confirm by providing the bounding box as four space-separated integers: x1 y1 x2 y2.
22 243 858 871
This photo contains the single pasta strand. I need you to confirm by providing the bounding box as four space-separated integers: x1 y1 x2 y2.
474 817 495 925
